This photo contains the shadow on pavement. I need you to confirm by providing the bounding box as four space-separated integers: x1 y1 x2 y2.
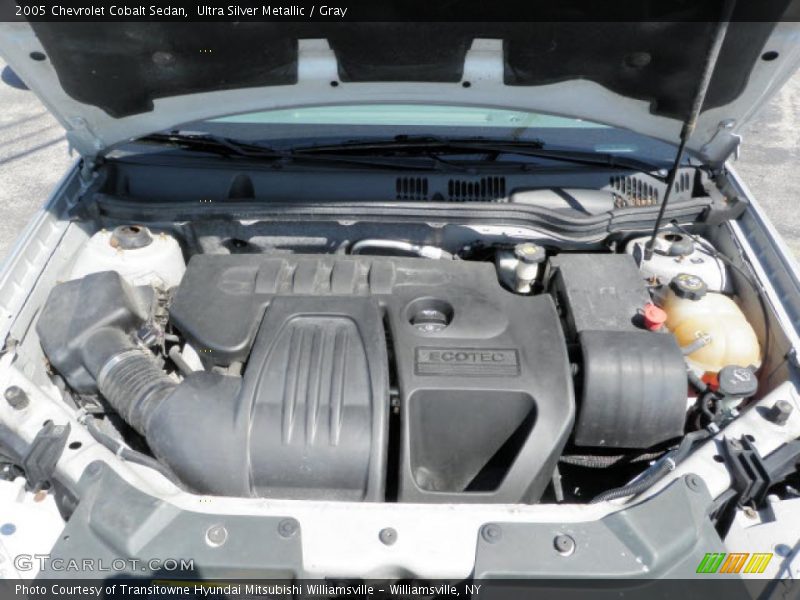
0 135 66 166
1 65 29 90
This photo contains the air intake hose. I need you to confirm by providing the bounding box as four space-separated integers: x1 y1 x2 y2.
81 327 176 438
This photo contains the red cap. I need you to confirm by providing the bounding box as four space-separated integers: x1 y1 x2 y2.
702 372 720 392
643 303 667 331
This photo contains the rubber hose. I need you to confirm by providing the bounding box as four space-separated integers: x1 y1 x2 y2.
82 328 177 438
96 353 176 437
168 345 195 377
589 430 710 503
560 454 625 468
83 417 184 488
560 451 664 469
589 461 673 503
700 392 718 424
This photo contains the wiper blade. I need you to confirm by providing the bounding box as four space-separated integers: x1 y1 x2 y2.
295 135 546 154
139 132 283 157
295 136 662 173
137 132 442 171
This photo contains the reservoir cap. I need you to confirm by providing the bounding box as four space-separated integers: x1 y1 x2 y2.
643 302 667 331
110 225 153 250
669 273 708 301
514 243 546 264
717 365 758 399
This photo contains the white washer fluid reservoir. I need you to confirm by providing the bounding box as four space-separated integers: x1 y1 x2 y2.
626 231 730 292
69 225 186 289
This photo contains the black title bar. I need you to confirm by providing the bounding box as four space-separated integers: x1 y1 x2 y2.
2 0 800 22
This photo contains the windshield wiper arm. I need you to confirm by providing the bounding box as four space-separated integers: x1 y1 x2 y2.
139 132 662 173
140 132 283 157
137 132 443 171
295 136 663 173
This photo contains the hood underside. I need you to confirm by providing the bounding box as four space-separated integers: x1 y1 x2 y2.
1 14 799 164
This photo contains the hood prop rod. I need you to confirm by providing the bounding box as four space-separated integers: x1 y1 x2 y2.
644 1 736 260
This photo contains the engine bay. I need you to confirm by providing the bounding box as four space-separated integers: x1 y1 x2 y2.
1 138 799 581
3 13 800 578
28 208 774 505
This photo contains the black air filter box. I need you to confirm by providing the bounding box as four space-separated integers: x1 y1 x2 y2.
547 254 687 448
547 253 650 340
575 330 687 448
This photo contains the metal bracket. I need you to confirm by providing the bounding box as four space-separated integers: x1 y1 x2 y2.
462 39 504 84
720 436 771 508
297 39 338 82
700 120 742 167
712 435 800 537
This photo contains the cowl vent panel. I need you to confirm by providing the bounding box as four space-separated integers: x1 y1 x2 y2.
395 177 428 200
447 177 507 202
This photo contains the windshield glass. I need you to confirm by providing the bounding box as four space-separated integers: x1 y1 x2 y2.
178 104 679 166
209 105 605 128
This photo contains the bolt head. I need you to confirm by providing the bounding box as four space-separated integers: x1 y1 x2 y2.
278 518 299 539
685 474 704 493
4 386 28 410
481 524 502 543
553 534 576 556
378 527 397 546
768 400 793 426
205 524 228 547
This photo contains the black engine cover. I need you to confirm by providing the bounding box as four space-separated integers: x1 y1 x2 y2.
169 254 574 502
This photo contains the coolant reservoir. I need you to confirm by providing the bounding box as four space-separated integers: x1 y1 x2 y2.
69 225 185 289
660 273 761 375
